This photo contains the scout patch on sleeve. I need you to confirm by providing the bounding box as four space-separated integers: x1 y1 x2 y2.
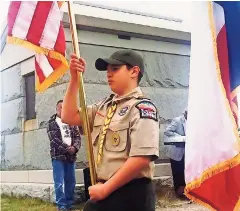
119 106 130 116
135 101 158 122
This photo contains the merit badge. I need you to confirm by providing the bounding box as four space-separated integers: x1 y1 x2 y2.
119 106 130 116
135 101 158 122
112 132 120 146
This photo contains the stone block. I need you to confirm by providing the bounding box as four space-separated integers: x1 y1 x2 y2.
141 51 190 88
23 129 51 169
49 185 55 203
1 183 50 201
28 170 53 184
154 163 171 177
3 133 24 169
1 64 25 103
75 169 84 184
0 171 29 183
1 98 25 135
24 119 38 132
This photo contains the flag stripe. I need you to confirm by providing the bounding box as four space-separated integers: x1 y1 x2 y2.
7 1 22 36
26 2 53 46
36 54 54 78
54 24 66 55
213 3 225 35
217 25 239 122
217 26 231 99
12 1 38 39
35 57 46 84
47 55 62 70
213 3 236 122
40 2 61 49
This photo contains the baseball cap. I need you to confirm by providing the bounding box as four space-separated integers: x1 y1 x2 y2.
95 50 144 75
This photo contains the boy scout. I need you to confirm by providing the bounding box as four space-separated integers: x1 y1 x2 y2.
62 50 159 211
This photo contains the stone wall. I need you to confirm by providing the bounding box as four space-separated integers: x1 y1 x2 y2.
1 36 189 170
1 64 26 169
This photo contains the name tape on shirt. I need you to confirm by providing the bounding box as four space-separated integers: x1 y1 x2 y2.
135 101 158 122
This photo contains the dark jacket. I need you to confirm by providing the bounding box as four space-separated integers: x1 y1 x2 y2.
47 114 81 162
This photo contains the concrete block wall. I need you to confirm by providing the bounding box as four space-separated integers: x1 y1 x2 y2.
1 64 26 169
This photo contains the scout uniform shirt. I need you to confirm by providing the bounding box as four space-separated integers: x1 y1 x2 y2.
83 87 159 181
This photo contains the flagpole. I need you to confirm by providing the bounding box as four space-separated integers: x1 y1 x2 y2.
67 1 97 185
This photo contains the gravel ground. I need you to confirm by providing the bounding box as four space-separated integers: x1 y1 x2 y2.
156 202 209 211
154 179 210 211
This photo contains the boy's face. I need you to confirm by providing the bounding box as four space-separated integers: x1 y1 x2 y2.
107 64 137 95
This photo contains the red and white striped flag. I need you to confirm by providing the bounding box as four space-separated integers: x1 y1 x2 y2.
7 1 68 92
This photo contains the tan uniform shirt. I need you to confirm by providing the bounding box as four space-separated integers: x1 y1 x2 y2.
82 87 159 181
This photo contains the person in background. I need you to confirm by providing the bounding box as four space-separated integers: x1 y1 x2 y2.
164 109 187 200
47 100 81 211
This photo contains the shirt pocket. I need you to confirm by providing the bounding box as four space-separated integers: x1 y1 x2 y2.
105 121 129 152
92 117 104 145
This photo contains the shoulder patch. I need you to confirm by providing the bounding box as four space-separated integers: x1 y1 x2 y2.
135 101 158 122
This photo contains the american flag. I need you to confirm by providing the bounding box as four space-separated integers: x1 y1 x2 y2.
7 1 68 92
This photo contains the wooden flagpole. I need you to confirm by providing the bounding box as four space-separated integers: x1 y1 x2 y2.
67 1 97 185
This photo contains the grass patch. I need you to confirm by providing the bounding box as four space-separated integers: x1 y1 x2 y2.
1 195 56 211
1 195 85 211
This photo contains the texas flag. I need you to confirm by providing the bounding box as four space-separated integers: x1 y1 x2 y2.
185 2 240 211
